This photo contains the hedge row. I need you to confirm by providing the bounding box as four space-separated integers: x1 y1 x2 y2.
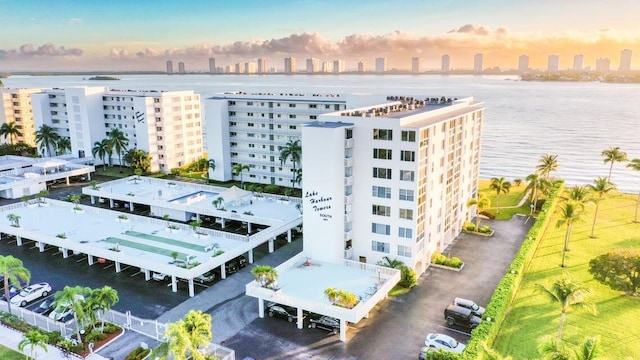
460 181 565 360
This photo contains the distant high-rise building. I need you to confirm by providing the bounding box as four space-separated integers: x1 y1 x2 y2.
306 58 320 73
245 62 257 74
375 57 387 73
547 55 560 72
411 57 420 73
166 60 173 74
321 61 332 73
358 61 366 73
235 63 242 74
333 60 345 73
595 58 611 72
619 49 632 71
257 58 268 74
178 61 185 74
284 57 296 74
209 58 216 74
473 53 483 72
441 55 450 72
573 54 584 71
225 65 234 73
518 55 529 72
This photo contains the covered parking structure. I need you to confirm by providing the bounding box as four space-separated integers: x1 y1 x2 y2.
245 252 401 342
0 198 300 297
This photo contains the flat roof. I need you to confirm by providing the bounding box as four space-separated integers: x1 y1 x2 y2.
304 121 354 128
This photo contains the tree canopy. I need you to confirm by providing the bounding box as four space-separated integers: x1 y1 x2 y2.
589 248 640 296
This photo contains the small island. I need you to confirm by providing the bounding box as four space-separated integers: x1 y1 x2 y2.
87 76 120 81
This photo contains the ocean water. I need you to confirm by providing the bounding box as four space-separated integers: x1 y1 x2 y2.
4 74 640 192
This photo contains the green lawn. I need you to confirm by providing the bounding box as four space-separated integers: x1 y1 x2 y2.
0 345 28 360
478 180 531 220
493 193 640 359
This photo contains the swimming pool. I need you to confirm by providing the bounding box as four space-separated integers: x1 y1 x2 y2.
169 191 220 205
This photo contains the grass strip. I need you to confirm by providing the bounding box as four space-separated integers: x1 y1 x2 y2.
124 230 207 252
103 237 188 261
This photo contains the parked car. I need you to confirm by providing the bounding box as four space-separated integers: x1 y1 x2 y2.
267 303 302 323
225 255 247 274
49 295 84 322
33 298 56 315
424 333 466 354
195 271 215 284
453 297 485 317
152 272 168 281
0 280 29 301
308 315 340 334
443 304 481 329
10 282 52 307
418 346 435 360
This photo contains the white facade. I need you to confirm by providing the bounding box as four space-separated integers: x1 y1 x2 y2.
31 87 203 172
301 96 483 275
205 92 354 187
306 58 320 73
0 88 42 146
284 57 296 74
257 58 268 74
333 60 345 73
375 58 387 73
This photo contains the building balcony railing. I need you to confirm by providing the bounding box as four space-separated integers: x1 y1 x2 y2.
344 246 354 260
344 213 353 224
344 138 354 148
344 157 354 167
344 229 353 241
344 176 353 186
344 193 353 205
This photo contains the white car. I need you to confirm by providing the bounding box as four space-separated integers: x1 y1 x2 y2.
424 333 466 354
10 282 51 307
49 294 85 322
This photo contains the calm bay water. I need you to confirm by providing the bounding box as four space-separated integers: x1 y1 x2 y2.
4 74 640 192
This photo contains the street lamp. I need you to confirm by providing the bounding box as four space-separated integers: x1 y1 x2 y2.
377 268 381 282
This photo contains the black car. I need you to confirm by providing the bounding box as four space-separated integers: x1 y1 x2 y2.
267 303 301 323
33 298 56 316
308 315 340 334
444 304 481 329
225 255 247 274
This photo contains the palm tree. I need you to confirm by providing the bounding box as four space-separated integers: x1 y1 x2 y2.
467 193 491 228
232 163 250 188
0 122 22 145
279 139 302 188
627 159 640 223
513 178 523 187
587 177 616 238
92 139 112 170
294 168 302 188
251 265 278 288
0 255 31 314
212 197 224 210
160 310 212 360
107 128 129 167
537 335 571 360
562 185 593 210
7 213 21 227
556 200 585 267
56 137 72 155
54 285 91 343
573 336 601 360
69 193 82 211
35 124 60 157
88 285 119 331
535 274 596 342
601 146 627 182
490 177 511 214
537 154 560 180
377 256 404 269
18 329 49 360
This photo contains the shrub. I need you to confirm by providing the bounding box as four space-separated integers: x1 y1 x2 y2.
126 346 151 360
263 184 280 194
479 226 492 234
431 252 464 269
85 329 107 343
399 265 418 288
46 331 64 346
103 323 120 334
464 221 476 231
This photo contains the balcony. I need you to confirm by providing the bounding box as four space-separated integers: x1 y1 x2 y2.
344 213 353 223
344 229 353 241
344 246 354 260
344 193 353 205
344 157 354 167
344 176 354 186
344 138 354 148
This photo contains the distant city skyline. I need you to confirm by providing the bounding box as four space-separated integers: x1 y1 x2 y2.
1 0 640 72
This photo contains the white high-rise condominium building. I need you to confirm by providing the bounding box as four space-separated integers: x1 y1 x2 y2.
548 55 560 72
284 57 296 74
245 62 257 74
411 57 420 73
209 58 216 74
178 62 186 74
375 58 387 73
321 61 332 73
595 58 611 72
0 88 42 146
441 55 450 72
301 96 483 274
358 61 366 73
619 49 632 71
518 55 529 72
31 87 203 172
473 53 483 72
257 58 268 74
333 60 345 74
204 92 364 187
166 60 173 74
573 54 584 71
306 58 320 73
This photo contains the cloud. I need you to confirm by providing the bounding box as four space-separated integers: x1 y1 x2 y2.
0 43 83 59
448 24 493 36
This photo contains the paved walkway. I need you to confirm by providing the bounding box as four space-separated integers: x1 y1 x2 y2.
0 324 109 360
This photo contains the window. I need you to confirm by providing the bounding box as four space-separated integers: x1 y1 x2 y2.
399 209 413 220
289 115 296 119
399 189 414 201
310 115 317 120
400 170 415 181
373 167 392 179
248 123 254 127
398 227 413 238
400 151 415 162
371 223 391 235
372 186 391 199
372 241 390 253
309 104 317 108
373 148 392 160
289 103 296 108
247 101 253 106
372 205 391 217
289 125 297 129
247 112 254 117
398 245 412 257
401 131 416 142
229 111 236 116
373 128 393 140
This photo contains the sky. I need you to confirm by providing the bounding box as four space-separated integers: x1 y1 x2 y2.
1 0 640 72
